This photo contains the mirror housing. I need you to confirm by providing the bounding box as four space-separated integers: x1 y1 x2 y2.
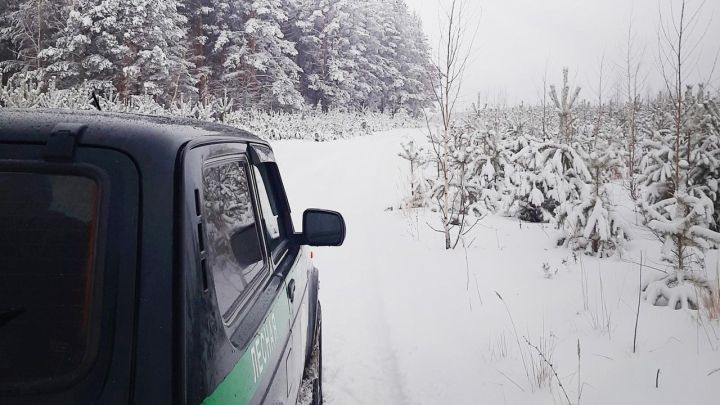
302 209 346 247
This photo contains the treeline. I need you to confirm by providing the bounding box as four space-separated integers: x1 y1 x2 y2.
0 0 433 113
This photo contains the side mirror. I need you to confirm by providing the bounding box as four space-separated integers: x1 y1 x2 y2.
302 209 346 247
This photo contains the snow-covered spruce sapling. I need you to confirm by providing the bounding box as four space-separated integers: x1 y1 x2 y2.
496 129 532 216
695 97 720 232
125 94 167 116
398 139 428 209
0 75 420 141
0 71 50 108
0 74 113 111
448 125 500 218
509 140 592 223
459 110 519 216
641 193 720 309
503 70 590 224
549 67 581 144
556 130 631 257
426 124 485 239
639 87 720 308
502 133 543 221
637 1 720 310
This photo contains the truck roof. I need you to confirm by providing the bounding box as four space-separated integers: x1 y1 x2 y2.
0 108 267 153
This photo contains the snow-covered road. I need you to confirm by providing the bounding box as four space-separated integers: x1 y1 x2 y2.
274 130 413 404
272 129 720 405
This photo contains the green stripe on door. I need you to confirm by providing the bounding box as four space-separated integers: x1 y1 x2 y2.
202 291 291 405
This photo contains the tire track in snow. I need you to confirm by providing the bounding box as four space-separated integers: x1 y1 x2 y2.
273 131 418 405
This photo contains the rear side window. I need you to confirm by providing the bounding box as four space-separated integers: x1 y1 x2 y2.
0 172 99 386
202 159 267 324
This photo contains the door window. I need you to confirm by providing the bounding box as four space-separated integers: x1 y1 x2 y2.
253 166 287 258
201 159 267 323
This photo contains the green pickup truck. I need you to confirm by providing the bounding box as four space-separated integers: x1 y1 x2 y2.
0 109 345 405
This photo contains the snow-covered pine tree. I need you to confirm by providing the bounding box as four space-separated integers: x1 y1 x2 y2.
0 0 69 77
1 0 433 112
0 68 45 107
330 0 429 114
350 0 388 111
377 0 432 115
398 139 427 208
0 0 11 69
637 102 677 206
637 0 720 309
639 86 720 309
220 0 302 109
468 131 507 217
376 0 403 113
184 0 224 101
426 122 491 228
690 92 720 232
556 127 630 257
549 67 581 143
702 97 720 231
293 0 358 110
505 69 588 223
448 125 491 218
509 140 592 223
499 128 534 217
554 61 631 257
40 0 193 104
459 107 517 216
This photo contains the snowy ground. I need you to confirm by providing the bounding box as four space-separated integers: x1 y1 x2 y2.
272 128 720 405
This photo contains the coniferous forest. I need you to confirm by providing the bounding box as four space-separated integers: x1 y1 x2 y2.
0 0 433 114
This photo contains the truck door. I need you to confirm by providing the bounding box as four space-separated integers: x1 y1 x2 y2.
180 142 295 405
248 144 312 402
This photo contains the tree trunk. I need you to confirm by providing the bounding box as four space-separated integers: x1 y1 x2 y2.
442 128 451 250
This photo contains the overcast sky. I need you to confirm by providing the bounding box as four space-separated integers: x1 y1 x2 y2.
404 0 720 108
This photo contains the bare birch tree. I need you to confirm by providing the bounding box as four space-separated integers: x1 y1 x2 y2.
622 19 646 199
537 57 550 140
426 0 479 249
591 54 606 145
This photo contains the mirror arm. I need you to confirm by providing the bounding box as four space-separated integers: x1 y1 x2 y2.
292 232 308 246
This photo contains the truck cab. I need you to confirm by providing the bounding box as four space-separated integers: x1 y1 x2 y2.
0 109 344 404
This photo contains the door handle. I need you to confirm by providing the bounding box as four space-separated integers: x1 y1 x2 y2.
287 279 296 303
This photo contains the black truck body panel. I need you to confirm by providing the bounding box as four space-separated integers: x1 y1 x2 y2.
0 109 327 405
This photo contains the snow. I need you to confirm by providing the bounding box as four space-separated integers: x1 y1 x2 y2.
272 128 720 405
529 187 545 207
